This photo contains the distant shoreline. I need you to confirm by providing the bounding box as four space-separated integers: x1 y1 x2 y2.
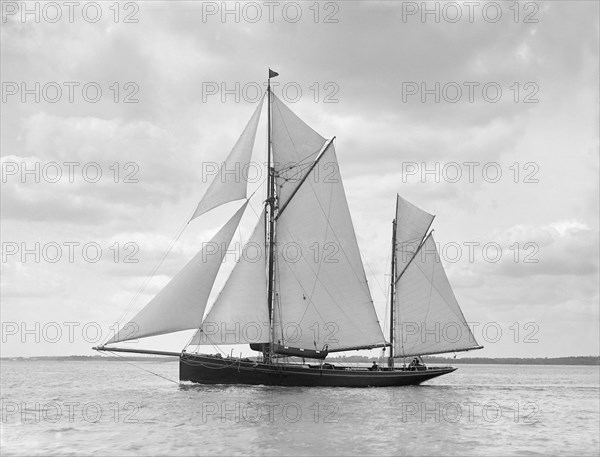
2 355 599 365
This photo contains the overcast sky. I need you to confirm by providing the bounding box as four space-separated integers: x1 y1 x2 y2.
1 1 598 358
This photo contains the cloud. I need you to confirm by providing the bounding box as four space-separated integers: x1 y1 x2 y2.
483 220 599 277
1 113 197 227
1 1 598 357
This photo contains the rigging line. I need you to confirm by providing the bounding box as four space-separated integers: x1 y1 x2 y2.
247 175 268 218
100 350 180 385
362 251 388 323
379 246 392 337
182 328 227 357
277 152 320 174
274 246 285 343
277 154 320 185
112 214 192 335
185 329 230 358
183 328 199 352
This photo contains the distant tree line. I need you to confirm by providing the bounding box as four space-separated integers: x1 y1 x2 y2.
3 355 599 365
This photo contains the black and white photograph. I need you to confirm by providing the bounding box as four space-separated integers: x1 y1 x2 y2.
1 1 599 455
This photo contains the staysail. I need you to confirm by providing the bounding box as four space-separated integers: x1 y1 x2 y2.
394 232 482 357
106 201 249 344
191 96 264 220
273 141 387 352
190 213 270 346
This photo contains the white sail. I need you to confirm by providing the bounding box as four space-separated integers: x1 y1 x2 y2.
271 94 327 207
395 194 434 276
394 233 481 357
191 97 264 220
106 201 249 344
190 213 270 346
273 144 387 352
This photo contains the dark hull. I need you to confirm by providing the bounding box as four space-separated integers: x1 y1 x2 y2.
180 353 456 387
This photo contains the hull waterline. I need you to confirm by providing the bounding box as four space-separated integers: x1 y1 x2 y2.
180 353 456 387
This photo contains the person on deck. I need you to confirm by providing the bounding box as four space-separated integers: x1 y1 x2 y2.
369 361 379 371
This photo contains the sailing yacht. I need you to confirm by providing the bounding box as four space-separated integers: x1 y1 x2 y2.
95 70 482 386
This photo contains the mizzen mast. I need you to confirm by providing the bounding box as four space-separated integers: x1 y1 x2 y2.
266 68 279 363
388 211 397 368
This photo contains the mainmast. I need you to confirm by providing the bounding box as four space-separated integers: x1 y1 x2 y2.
266 68 279 363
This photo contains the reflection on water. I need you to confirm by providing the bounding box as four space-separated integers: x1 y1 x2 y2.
1 361 599 456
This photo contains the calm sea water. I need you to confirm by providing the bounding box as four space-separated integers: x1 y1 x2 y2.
1 360 599 456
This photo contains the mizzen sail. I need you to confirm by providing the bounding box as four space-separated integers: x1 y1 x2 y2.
106 201 249 344
394 232 482 357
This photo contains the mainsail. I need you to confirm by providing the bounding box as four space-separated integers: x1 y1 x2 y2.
272 136 386 352
106 201 249 344
394 229 481 357
191 96 264 220
190 213 270 346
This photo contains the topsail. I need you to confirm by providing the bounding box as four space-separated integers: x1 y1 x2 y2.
271 94 327 207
